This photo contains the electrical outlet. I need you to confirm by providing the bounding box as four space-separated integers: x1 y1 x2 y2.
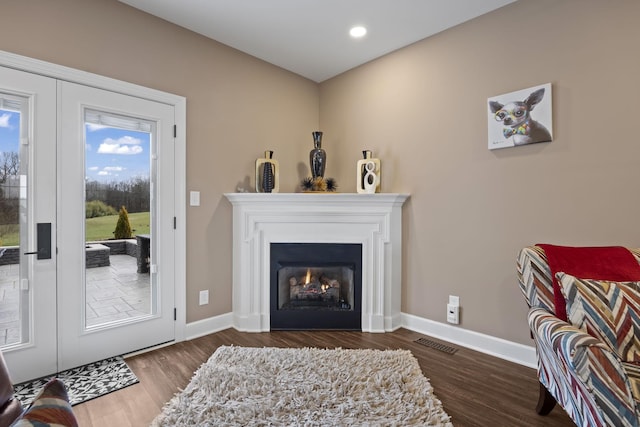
199 290 209 305
447 295 460 324
447 304 459 324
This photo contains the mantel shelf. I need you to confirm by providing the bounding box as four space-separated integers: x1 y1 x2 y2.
225 192 409 209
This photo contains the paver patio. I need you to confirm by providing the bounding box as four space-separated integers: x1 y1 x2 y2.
0 254 150 346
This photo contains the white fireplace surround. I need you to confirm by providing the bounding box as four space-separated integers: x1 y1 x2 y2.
225 193 409 332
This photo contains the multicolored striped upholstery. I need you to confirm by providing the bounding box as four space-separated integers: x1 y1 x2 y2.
517 246 555 313
10 378 77 427
518 246 640 427
558 273 640 363
624 362 640 406
518 246 640 313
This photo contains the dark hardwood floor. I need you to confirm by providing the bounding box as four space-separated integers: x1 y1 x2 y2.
73 328 574 426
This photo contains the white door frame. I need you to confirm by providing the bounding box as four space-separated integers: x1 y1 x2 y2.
0 50 186 344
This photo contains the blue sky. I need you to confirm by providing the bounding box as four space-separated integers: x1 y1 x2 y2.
85 123 150 182
0 110 19 153
0 109 150 183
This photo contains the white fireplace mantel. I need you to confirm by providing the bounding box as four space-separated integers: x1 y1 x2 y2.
224 192 409 332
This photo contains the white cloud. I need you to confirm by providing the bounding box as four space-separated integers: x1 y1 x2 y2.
97 135 143 155
86 123 107 131
0 113 11 128
106 136 141 145
88 166 126 178
98 142 143 155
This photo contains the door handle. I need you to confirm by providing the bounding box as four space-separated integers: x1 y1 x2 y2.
23 223 52 260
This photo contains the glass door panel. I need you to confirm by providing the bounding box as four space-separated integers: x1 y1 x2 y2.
84 110 153 329
0 97 26 347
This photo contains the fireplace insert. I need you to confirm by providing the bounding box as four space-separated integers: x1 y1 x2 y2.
270 243 362 330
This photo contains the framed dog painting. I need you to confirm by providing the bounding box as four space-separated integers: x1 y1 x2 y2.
487 83 553 150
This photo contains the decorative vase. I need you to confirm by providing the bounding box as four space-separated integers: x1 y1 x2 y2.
309 131 326 179
359 150 371 190
356 150 381 194
255 150 279 193
262 157 274 193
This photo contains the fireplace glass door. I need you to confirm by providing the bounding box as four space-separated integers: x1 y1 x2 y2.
278 265 355 311
270 243 362 330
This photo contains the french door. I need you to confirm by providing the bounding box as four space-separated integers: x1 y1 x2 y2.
57 81 175 371
0 66 58 382
1 67 177 382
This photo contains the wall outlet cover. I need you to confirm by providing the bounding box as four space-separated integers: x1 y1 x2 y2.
190 191 200 206
447 303 459 324
199 289 209 305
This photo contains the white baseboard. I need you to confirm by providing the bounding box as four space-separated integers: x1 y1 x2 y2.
183 311 536 368
401 313 536 368
185 312 234 340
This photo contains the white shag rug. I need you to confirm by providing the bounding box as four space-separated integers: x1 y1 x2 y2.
151 346 453 426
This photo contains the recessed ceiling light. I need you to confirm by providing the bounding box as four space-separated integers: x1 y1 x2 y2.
349 26 367 38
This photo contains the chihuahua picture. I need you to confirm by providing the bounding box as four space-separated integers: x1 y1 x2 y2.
488 84 552 149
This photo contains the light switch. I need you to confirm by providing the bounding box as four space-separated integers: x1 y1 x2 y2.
190 191 200 206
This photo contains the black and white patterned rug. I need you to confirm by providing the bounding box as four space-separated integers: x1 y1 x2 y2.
14 356 139 407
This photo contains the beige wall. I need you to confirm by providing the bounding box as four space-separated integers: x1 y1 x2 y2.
3 0 639 346
320 0 640 344
0 0 319 323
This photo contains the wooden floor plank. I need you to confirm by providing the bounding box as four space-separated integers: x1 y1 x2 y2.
73 328 574 426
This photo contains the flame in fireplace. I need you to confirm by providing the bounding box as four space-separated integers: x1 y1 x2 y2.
305 269 311 285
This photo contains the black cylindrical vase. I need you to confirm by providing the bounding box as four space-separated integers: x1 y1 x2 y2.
262 150 275 193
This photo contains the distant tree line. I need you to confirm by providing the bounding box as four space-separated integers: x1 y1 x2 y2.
85 177 150 214
0 151 150 226
0 152 19 227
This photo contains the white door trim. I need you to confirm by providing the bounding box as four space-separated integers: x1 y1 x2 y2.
0 49 186 343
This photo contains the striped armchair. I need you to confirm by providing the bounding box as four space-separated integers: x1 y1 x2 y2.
517 246 640 427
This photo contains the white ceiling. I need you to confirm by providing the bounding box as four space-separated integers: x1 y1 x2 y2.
119 0 517 83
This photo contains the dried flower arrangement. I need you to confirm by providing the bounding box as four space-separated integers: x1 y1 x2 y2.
301 177 338 192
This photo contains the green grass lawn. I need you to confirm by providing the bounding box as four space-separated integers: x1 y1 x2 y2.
86 211 150 241
0 212 150 246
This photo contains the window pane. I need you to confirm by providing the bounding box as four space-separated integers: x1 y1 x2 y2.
0 96 28 348
84 110 154 329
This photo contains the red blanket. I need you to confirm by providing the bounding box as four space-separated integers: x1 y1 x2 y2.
537 244 640 321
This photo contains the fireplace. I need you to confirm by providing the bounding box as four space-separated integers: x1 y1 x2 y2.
270 243 362 330
225 192 408 332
